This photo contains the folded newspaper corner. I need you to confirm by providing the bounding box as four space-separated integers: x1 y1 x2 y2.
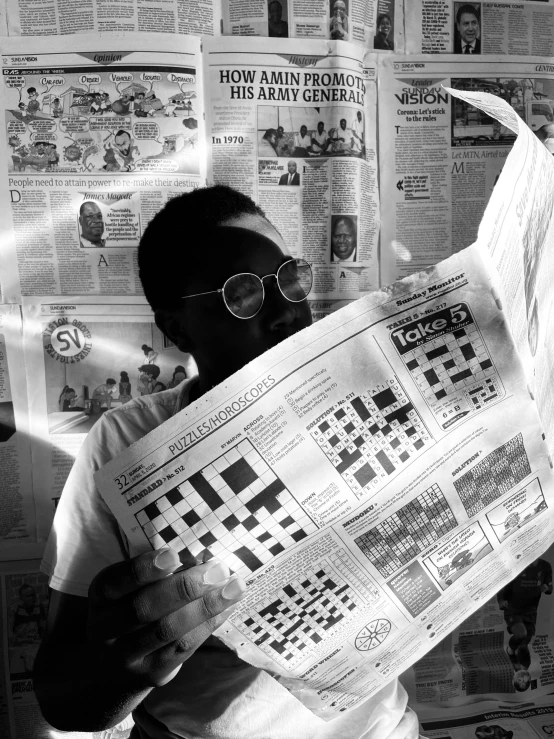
95 89 554 720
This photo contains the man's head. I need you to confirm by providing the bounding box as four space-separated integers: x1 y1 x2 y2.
268 0 282 22
106 378 116 386
138 364 160 380
139 185 312 392
456 4 480 45
317 121 325 133
27 87 37 99
114 129 131 155
357 111 362 122
287 161 297 175
263 128 278 147
340 118 347 130
79 201 104 244
513 669 531 691
331 216 356 260
300 124 307 138
333 1 346 19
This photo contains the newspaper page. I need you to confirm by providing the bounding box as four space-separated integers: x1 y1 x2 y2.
22 296 197 544
402 542 554 705
5 0 219 37
0 33 203 302
405 0 554 57
94 236 554 718
0 305 36 560
221 0 404 52
414 696 554 738
378 54 554 287
204 37 379 306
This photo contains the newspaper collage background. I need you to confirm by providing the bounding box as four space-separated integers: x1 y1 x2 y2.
1 0 554 737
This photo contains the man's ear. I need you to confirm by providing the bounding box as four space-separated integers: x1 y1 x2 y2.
154 309 195 353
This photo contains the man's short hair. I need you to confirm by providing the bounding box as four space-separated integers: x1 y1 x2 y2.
79 200 100 216
115 129 130 139
138 364 160 379
138 185 266 312
456 3 479 24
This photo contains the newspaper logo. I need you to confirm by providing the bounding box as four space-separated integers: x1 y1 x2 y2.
44 318 92 363
390 304 473 355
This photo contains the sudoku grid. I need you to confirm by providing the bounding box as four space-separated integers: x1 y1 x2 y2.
135 439 317 577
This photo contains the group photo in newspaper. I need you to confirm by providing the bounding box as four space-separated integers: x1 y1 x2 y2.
1 1 554 739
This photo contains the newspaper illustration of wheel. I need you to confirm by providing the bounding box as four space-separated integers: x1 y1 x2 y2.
354 619 391 651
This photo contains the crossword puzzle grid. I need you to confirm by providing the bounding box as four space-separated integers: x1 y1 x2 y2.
401 325 498 405
454 434 531 518
239 558 360 667
354 484 458 578
135 439 317 577
310 379 430 497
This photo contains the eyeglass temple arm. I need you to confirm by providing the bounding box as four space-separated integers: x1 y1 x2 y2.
181 288 223 300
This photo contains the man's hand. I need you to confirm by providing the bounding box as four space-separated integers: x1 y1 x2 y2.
87 548 246 689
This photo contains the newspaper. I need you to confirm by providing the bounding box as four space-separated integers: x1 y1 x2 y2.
221 0 404 51
0 34 204 302
405 0 554 57
94 222 554 718
21 296 197 545
203 37 379 304
377 53 554 287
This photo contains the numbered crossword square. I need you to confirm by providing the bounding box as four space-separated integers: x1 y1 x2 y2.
310 378 430 497
135 439 317 576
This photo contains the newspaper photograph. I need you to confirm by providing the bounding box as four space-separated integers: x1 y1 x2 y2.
0 34 204 301
406 0 554 57
378 54 554 287
221 0 404 51
22 296 197 544
94 228 554 718
204 37 379 302
4 0 218 37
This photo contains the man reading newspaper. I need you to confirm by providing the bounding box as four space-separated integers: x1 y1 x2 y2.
34 185 419 739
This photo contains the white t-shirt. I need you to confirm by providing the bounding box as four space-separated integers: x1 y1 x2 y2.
42 379 418 739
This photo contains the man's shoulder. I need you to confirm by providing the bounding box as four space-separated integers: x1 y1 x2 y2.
102 384 185 437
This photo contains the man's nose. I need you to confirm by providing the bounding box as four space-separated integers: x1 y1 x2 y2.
262 276 296 329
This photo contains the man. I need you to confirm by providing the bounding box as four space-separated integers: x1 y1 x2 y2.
330 118 353 153
279 160 300 185
454 4 481 54
26 86 40 115
311 121 329 154
113 129 139 170
79 201 106 248
268 0 288 37
331 215 357 261
330 0 349 40
293 124 312 156
497 558 552 691
34 186 418 738
351 111 364 153
259 127 279 156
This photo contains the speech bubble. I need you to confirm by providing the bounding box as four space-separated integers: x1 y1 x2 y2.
59 115 90 133
167 72 195 84
79 73 101 86
132 121 161 141
140 72 162 83
31 132 57 142
28 118 57 135
5 76 25 89
109 72 133 83
134 158 179 172
90 116 131 133
40 75 65 93
7 120 26 135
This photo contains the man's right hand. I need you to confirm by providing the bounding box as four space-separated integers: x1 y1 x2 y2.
87 548 247 689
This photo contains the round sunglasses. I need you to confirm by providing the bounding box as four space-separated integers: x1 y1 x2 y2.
181 258 313 319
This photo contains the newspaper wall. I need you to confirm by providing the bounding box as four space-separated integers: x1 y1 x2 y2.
0 34 204 302
204 37 379 304
221 0 404 51
378 53 554 287
4 0 218 37
406 0 554 57
95 233 554 718
22 297 197 544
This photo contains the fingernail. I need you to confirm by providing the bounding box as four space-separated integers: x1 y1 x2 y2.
222 576 247 601
203 561 230 585
155 548 180 570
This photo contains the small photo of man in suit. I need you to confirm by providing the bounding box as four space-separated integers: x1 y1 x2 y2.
279 160 300 186
454 3 481 54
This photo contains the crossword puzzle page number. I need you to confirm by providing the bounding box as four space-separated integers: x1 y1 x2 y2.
135 439 318 577
390 303 503 429
310 378 430 498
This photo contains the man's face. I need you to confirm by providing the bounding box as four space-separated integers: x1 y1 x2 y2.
80 202 104 243
357 112 362 122
332 219 355 260
457 12 479 44
300 125 307 137
513 671 530 691
171 214 312 389
333 2 346 19
287 161 297 175
317 122 324 133
269 2 282 22
115 132 131 155
340 119 346 130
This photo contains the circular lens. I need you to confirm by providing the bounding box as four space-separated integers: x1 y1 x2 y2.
278 259 313 302
223 273 263 318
